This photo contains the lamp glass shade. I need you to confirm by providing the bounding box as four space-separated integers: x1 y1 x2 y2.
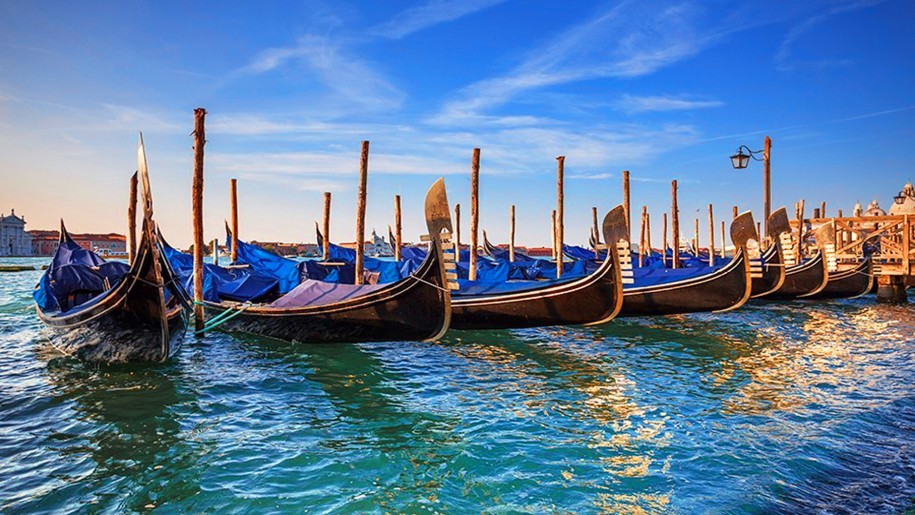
730 151 750 169
894 194 906 205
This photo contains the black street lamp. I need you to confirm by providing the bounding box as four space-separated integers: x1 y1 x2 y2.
730 145 763 170
729 137 773 241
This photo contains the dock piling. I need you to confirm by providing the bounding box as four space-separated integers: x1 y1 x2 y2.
394 195 402 262
127 172 138 265
191 108 207 333
322 192 331 259
671 180 680 269
469 148 480 281
230 178 238 264
556 156 564 279
354 141 369 285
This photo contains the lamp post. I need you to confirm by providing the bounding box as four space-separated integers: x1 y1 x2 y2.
730 136 772 240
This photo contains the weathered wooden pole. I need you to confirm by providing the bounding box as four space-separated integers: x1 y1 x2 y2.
394 194 402 262
212 238 219 266
191 107 206 333
509 204 516 262
708 204 715 266
322 192 331 259
813 208 821 219
591 206 600 259
551 210 558 260
454 203 461 250
720 221 726 258
469 148 480 281
732 206 738 221
556 156 565 278
127 172 138 264
354 140 369 285
797 199 805 260
662 213 668 267
671 180 680 269
694 217 699 256
757 222 762 242
645 208 652 257
820 201 826 218
622 170 631 237
230 178 239 263
639 207 646 267
763 136 772 236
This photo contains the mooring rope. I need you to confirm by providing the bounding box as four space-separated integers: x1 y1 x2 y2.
193 301 251 335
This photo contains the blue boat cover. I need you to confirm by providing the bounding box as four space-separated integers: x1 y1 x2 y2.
162 243 279 302
629 262 729 288
34 237 129 313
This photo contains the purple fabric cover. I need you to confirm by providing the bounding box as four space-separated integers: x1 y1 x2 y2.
269 279 388 308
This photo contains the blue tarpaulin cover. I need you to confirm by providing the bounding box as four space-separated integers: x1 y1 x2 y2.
162 243 279 303
34 236 129 313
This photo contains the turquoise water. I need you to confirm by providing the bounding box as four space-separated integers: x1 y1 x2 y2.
2 257 914 513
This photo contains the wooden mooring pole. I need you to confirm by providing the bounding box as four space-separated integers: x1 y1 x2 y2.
394 194 402 262
322 192 331 259
591 206 600 259
127 172 138 265
639 207 646 267
551 210 557 260
509 204 516 262
622 170 631 237
708 204 715 266
732 206 738 221
454 203 461 250
763 136 772 236
720 221 726 258
354 141 369 285
192 107 207 333
671 180 680 269
230 178 239 264
556 156 565 279
662 213 668 267
694 217 699 256
469 148 480 281
645 208 652 259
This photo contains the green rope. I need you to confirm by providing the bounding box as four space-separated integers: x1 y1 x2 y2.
193 302 251 335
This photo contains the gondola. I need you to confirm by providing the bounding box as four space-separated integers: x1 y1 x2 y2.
761 221 834 299
446 206 626 330
616 211 757 316
34 139 189 362
750 207 791 298
194 179 454 343
806 256 874 299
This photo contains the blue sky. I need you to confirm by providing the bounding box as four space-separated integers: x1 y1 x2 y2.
1 0 912 247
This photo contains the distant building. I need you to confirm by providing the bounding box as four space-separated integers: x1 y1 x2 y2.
29 230 126 257
0 209 33 256
339 230 394 257
889 182 915 216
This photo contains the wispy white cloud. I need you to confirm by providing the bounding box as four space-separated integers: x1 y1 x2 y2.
775 0 885 71
370 0 508 40
238 34 405 112
616 94 723 113
434 0 733 122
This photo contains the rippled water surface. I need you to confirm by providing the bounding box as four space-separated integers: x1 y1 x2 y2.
2 257 914 513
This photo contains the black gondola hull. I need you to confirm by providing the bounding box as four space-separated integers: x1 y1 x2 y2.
201 239 450 343
762 253 828 299
750 244 785 298
449 260 621 330
618 250 751 317
806 258 873 299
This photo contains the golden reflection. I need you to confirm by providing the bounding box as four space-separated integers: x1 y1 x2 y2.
724 302 909 416
595 493 671 515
